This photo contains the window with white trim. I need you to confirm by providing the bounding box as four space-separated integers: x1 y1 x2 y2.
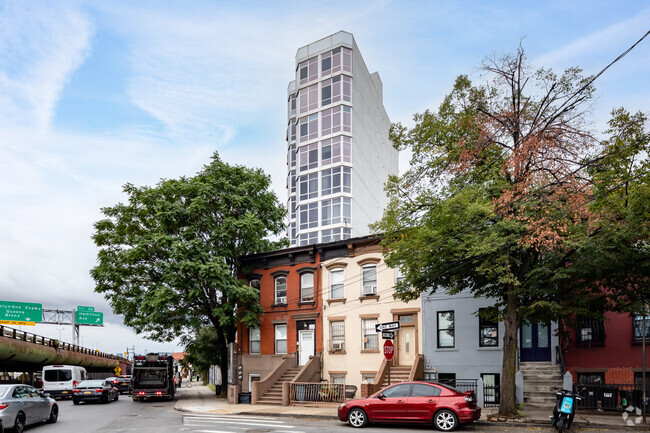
298 231 318 246
321 136 351 166
330 268 344 299
361 265 377 295
299 173 318 201
298 57 318 85
249 327 260 354
274 277 287 304
275 324 287 354
299 84 318 114
321 105 351 136
299 202 318 230
299 114 318 143
362 318 378 350
299 143 318 172
331 374 346 385
288 93 296 118
330 320 345 351
321 46 352 76
322 75 351 106
300 272 314 302
437 311 455 348
289 118 296 142
321 197 351 226
322 227 342 243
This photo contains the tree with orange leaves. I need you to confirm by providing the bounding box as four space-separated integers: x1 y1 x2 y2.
372 47 640 415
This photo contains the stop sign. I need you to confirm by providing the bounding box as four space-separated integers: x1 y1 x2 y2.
383 340 394 360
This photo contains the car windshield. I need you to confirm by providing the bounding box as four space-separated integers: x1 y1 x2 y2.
435 382 465 394
77 380 105 388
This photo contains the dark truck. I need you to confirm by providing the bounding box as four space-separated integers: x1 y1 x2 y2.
131 353 175 401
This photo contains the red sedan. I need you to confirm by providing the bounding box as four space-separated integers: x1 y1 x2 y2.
338 381 480 431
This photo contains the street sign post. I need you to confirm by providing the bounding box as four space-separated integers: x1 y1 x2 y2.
375 321 400 332
383 340 395 386
75 310 103 325
0 301 42 324
383 340 395 360
382 331 395 339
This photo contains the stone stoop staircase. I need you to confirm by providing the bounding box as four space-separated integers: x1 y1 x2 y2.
521 362 563 410
256 367 302 405
379 366 411 388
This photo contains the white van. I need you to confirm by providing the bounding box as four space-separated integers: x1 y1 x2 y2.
42 365 87 399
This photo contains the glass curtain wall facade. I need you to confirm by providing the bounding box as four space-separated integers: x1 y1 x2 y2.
286 31 395 246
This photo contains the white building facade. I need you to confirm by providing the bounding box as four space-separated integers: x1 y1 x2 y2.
286 31 397 246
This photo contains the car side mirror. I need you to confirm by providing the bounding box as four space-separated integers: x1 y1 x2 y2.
377 393 386 400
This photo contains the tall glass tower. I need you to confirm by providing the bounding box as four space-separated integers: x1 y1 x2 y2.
286 31 397 246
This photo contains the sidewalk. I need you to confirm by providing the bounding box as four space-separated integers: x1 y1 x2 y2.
175 383 650 429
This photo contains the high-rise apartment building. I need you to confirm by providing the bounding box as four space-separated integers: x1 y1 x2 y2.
286 31 397 246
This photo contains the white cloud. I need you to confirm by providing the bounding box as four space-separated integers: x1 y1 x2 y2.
0 1 93 130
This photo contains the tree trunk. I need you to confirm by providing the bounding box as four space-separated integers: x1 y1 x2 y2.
499 292 521 416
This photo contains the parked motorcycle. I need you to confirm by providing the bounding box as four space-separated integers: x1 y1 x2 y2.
551 387 582 432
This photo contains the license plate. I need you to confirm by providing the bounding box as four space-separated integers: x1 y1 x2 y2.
560 396 573 414
61 391 68 394
84 391 91 394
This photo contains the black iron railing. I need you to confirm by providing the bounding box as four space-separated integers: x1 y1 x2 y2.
577 383 647 412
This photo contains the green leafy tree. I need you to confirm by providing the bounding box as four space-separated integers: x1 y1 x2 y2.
372 47 607 415
91 152 286 385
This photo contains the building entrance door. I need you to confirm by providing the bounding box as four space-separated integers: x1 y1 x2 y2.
397 326 415 366
520 322 551 362
298 330 314 365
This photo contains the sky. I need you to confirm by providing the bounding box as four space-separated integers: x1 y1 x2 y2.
0 0 648 356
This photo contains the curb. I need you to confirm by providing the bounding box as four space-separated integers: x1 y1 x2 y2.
175 405 650 430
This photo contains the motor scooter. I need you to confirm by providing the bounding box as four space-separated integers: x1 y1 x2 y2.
551 387 582 432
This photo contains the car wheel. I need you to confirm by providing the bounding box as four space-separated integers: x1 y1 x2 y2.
115 393 119 401
102 394 110 404
14 412 26 433
434 409 459 432
347 408 368 428
47 404 59 423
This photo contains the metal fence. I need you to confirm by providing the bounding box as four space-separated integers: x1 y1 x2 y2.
576 383 647 412
290 382 346 404
436 379 478 393
483 382 500 407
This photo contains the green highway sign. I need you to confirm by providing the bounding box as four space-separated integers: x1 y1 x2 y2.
0 301 42 323
77 306 94 312
76 310 103 325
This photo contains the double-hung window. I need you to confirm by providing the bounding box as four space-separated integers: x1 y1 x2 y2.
361 265 377 295
437 311 455 348
300 273 314 302
330 268 344 299
362 318 378 350
275 324 287 354
633 315 650 343
274 277 287 304
479 308 498 347
576 318 606 346
330 320 345 351
249 327 261 354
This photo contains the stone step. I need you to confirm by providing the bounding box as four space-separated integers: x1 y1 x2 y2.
525 402 556 410
525 395 558 404
256 398 282 405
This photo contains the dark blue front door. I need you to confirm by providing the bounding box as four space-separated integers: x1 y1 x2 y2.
520 323 551 362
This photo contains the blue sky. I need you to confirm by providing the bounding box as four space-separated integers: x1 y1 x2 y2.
1 0 648 354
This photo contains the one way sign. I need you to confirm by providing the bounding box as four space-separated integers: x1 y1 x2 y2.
375 321 400 332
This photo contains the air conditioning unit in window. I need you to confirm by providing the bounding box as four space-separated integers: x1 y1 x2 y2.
331 341 344 351
362 285 377 296
276 297 287 304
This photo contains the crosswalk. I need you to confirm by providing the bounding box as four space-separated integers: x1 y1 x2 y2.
180 413 306 433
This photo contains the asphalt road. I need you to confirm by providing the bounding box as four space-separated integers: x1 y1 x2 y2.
18 388 623 433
